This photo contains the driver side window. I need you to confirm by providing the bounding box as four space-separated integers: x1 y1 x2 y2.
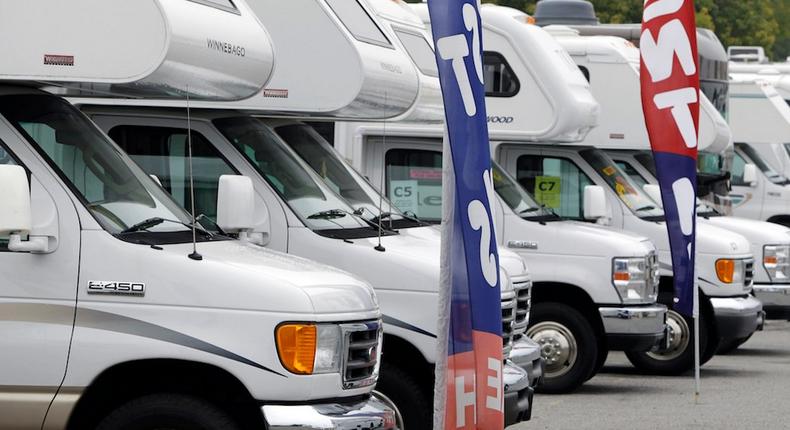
731 153 747 186
109 125 238 223
0 143 20 251
516 155 593 220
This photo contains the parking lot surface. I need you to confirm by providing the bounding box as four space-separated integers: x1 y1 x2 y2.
513 320 790 429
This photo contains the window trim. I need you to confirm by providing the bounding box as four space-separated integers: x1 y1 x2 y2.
325 0 393 49
483 51 521 98
186 0 240 15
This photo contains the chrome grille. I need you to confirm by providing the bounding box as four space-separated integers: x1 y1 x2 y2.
744 258 754 290
341 320 382 390
647 252 660 300
512 276 532 342
501 290 517 357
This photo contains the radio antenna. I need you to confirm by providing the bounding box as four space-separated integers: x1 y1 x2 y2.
374 90 388 252
186 85 202 261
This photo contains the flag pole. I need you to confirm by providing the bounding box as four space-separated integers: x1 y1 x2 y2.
694 271 700 401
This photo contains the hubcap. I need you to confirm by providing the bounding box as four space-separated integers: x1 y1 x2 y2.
527 321 578 378
648 310 690 361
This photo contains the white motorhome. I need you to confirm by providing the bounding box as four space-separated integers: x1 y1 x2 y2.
727 78 790 225
72 1 535 427
0 1 399 430
528 26 763 368
337 4 668 394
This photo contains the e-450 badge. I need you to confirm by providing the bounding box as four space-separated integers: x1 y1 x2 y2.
87 281 145 296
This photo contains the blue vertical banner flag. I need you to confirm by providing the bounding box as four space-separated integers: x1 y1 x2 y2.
640 0 700 317
428 1 505 429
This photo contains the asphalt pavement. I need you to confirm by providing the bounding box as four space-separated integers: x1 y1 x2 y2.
513 320 790 429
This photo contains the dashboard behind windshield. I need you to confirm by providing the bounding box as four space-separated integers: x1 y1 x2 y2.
0 94 207 244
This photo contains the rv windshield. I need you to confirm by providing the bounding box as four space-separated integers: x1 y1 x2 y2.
274 123 423 230
0 94 213 245
492 161 557 221
213 117 389 239
737 143 790 185
580 148 665 220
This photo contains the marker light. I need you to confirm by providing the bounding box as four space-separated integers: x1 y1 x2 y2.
716 259 735 283
276 324 317 374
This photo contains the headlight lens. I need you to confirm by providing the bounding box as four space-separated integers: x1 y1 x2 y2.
764 245 790 282
612 255 658 303
276 323 342 375
715 259 745 284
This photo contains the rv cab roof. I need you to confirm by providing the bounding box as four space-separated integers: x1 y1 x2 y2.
551 31 729 154
1 0 274 101
412 4 599 142
365 0 442 123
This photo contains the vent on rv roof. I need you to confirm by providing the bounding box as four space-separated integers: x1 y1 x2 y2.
534 0 598 26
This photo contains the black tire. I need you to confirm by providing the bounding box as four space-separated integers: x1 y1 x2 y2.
717 334 753 355
96 394 239 430
587 346 609 381
377 362 432 429
626 309 708 375
527 302 599 394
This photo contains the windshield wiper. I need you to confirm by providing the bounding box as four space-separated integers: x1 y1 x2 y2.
120 217 210 235
307 209 347 220
635 205 657 212
369 211 425 226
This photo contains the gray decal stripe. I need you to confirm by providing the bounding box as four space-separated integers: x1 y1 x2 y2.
0 303 284 377
382 315 436 338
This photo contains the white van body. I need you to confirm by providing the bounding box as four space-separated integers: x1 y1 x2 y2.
0 2 397 429
71 2 535 427
541 27 762 356
340 4 667 394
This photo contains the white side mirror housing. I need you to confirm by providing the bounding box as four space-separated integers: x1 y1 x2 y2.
743 163 758 186
0 165 32 236
583 185 607 220
217 175 257 242
643 184 664 208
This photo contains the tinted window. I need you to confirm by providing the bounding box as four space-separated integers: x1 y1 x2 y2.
109 126 237 224
326 0 391 47
483 52 519 97
731 152 747 186
395 30 438 77
385 149 443 222
737 143 789 185
516 155 593 220
615 160 649 189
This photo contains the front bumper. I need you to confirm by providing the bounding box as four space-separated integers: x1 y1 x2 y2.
510 337 544 388
711 295 764 341
504 359 533 425
263 393 400 430
599 304 668 351
754 283 790 319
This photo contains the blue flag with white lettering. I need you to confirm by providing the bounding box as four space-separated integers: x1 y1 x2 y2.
428 1 505 429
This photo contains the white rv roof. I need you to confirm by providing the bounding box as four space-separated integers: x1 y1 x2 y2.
2 0 274 101
412 4 599 142
365 0 442 123
729 79 790 144
547 28 729 154
71 0 422 120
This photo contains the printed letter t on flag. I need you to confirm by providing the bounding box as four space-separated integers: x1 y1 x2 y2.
428 1 505 429
640 0 700 317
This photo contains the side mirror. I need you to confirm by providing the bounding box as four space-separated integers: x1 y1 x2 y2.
743 163 758 187
583 185 607 220
643 184 664 208
0 165 49 253
217 175 259 243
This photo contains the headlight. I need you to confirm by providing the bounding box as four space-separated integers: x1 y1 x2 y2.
612 254 658 303
764 245 790 282
276 323 342 375
715 259 745 284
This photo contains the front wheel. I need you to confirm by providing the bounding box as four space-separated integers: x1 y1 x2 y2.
377 362 432 429
626 309 707 375
527 302 599 394
96 394 239 430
